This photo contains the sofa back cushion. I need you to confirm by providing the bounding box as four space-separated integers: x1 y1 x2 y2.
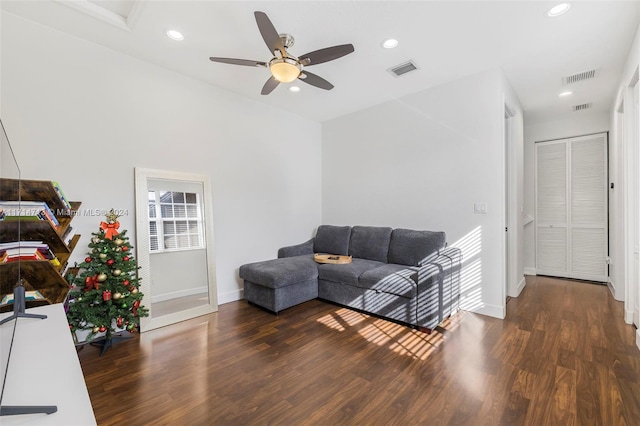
349 226 393 262
388 228 446 266
314 225 352 255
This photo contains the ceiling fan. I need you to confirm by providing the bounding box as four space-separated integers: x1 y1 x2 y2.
209 11 355 95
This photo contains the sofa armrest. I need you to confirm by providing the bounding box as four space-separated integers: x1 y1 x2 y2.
416 247 462 329
277 239 314 258
415 263 441 330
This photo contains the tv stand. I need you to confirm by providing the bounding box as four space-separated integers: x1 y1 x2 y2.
0 405 57 416
0 285 48 326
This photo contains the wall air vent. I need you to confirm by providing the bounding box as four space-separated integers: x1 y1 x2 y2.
572 102 592 112
388 60 419 77
563 69 597 85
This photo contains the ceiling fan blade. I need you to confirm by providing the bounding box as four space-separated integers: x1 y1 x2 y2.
261 76 280 95
299 71 334 90
299 44 354 66
209 57 267 67
254 11 285 55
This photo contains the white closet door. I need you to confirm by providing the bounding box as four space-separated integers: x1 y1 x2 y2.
536 140 568 276
569 134 608 281
535 133 608 282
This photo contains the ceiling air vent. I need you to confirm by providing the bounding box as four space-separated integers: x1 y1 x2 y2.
562 69 597 85
388 60 419 77
572 102 592 112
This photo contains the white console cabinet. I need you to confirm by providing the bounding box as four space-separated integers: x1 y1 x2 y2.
0 303 96 425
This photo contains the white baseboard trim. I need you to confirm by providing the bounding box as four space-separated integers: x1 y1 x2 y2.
465 303 505 320
625 308 634 325
607 281 618 299
514 277 526 297
218 288 244 305
524 267 536 276
151 286 208 304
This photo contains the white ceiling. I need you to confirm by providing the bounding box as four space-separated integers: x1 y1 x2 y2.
2 1 639 124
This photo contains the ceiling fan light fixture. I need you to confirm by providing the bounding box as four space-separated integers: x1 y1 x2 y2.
289 86 301 93
269 58 301 83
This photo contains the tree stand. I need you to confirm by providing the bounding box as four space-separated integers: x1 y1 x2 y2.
90 330 132 356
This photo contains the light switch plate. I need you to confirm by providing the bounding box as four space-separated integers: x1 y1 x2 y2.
474 202 487 214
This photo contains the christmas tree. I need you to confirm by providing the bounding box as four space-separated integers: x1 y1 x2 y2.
67 209 148 353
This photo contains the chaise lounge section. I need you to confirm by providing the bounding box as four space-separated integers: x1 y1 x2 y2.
238 225 461 332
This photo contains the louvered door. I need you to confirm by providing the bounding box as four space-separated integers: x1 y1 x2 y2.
535 133 608 282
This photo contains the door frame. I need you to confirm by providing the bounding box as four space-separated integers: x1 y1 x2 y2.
504 104 520 298
622 70 639 330
134 167 218 331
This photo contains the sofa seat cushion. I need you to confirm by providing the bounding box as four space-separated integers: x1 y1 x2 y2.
348 226 393 262
314 225 352 256
239 255 318 289
358 264 418 298
388 228 447 266
317 258 384 286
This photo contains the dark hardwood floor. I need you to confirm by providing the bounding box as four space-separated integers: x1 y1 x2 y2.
78 275 640 425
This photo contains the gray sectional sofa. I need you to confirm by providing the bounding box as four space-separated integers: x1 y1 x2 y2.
239 225 461 332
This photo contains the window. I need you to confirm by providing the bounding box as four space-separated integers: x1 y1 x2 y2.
148 190 204 252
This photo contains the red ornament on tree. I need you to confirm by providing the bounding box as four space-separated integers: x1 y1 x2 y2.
132 300 140 316
123 280 130 286
122 246 129 252
99 326 107 332
107 259 115 266
84 275 99 292
123 256 130 261
85 257 92 263
102 290 112 301
116 317 123 327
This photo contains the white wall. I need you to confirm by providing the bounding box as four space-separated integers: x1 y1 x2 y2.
150 250 208 302
523 112 610 276
0 12 322 305
323 68 520 319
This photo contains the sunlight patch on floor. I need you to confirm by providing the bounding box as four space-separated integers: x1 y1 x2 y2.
390 330 444 360
316 307 369 331
358 318 404 345
316 313 346 331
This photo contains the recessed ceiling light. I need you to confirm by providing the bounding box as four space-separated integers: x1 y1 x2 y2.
166 30 184 41
559 91 573 97
289 86 300 93
382 39 398 49
547 3 570 17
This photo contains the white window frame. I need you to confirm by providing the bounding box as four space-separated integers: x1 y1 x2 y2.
148 190 205 253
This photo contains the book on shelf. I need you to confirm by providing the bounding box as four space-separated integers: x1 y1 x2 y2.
51 181 72 209
0 241 57 263
1 290 45 306
61 225 74 242
0 200 60 229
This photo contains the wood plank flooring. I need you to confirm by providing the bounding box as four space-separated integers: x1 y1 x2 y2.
78 275 640 425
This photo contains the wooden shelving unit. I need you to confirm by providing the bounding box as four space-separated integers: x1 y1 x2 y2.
0 178 81 312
